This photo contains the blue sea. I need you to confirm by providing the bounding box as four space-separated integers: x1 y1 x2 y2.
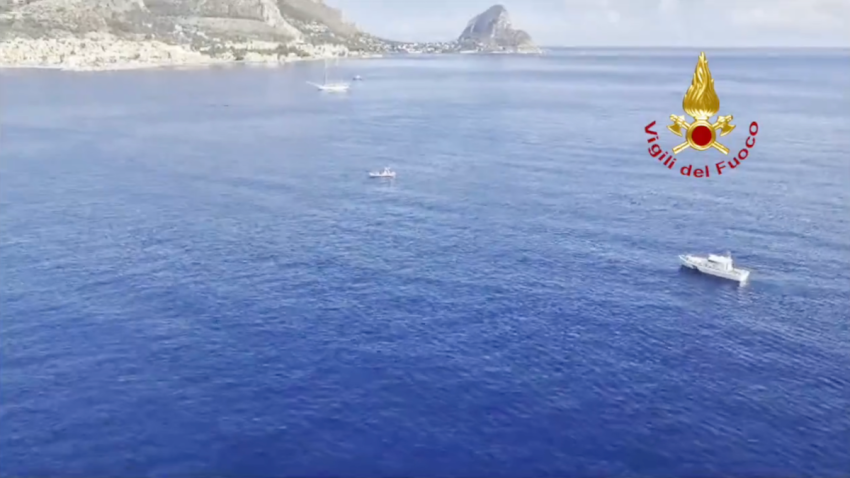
1 49 849 477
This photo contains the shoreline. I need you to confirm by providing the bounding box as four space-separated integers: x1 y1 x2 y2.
0 45 548 74
0 36 544 73
0 34 389 73
0 34 545 73
0 53 387 73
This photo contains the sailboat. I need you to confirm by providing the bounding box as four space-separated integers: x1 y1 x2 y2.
307 59 350 92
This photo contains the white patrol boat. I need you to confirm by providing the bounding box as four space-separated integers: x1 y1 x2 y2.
368 167 396 178
679 252 751 283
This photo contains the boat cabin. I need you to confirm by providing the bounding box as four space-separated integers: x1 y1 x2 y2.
707 254 734 270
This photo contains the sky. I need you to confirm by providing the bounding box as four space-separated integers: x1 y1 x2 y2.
325 0 850 47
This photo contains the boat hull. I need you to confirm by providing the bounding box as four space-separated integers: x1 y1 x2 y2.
307 81 350 92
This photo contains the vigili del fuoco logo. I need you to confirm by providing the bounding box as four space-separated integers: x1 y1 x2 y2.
644 52 759 178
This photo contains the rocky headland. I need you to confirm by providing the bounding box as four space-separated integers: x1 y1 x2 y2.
457 4 538 53
0 1 540 71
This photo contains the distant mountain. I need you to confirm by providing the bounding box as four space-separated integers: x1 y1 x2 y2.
457 4 536 52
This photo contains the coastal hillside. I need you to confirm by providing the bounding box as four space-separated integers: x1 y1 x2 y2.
0 0 400 68
0 1 378 49
0 0 357 40
0 1 538 69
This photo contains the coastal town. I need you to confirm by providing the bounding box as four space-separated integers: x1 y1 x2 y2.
0 34 478 71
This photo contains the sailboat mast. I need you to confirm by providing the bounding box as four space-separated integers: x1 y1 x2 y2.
323 60 328 85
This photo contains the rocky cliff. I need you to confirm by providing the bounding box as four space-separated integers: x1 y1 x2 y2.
457 4 535 52
0 0 359 42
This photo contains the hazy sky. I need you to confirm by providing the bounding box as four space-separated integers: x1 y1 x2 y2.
326 0 850 47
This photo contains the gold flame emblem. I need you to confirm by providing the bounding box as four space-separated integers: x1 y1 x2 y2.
667 52 735 155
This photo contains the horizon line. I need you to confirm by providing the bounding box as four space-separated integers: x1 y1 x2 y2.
535 45 849 49
381 40 849 50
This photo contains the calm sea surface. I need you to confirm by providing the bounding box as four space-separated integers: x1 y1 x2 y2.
1 49 849 477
